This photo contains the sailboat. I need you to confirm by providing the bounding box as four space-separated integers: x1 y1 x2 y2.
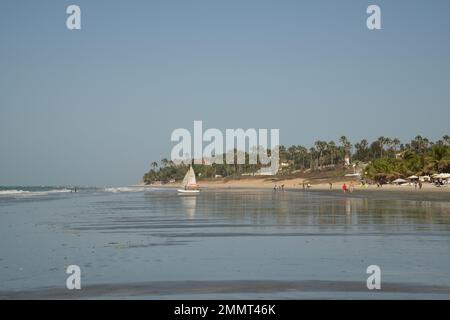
177 166 200 193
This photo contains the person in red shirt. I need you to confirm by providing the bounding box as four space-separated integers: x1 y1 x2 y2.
342 183 347 193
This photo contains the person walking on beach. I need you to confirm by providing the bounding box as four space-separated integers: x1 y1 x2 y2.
349 182 354 193
419 181 423 190
342 183 347 193
329 182 333 190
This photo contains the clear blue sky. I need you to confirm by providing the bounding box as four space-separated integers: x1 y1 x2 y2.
1 0 449 186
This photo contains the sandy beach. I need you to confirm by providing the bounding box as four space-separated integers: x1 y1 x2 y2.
140 177 450 202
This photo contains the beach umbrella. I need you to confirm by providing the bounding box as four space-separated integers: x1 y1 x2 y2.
432 173 447 179
345 173 361 177
407 175 419 179
392 178 407 184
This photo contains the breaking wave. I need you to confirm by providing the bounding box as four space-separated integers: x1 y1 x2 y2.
0 188 73 198
102 187 148 193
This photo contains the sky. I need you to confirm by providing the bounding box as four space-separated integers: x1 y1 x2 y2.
1 0 449 186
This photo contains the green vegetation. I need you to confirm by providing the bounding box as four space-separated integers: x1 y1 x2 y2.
364 136 450 183
143 135 450 184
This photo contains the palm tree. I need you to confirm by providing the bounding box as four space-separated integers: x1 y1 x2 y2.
328 141 337 165
161 158 169 168
411 135 430 154
297 145 308 169
288 145 297 162
309 147 317 169
339 136 352 163
443 135 450 146
354 139 369 161
339 136 348 149
314 141 327 169
377 136 386 158
392 138 401 152
425 145 450 173
278 145 288 163
385 137 393 156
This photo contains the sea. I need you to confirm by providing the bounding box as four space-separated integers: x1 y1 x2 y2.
1 186 450 299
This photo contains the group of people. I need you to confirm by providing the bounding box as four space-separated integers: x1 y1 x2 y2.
290 179 437 193
414 181 424 190
302 183 312 190
433 180 446 187
273 184 285 191
341 182 354 193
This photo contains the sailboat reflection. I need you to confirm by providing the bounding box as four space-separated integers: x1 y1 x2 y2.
345 198 351 215
180 194 197 218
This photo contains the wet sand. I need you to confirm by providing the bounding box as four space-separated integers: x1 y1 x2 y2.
142 179 450 202
1 188 450 299
3 280 450 300
296 188 450 202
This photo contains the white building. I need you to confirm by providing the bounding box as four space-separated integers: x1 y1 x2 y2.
255 167 277 176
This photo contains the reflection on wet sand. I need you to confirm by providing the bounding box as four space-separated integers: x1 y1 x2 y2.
65 190 450 238
179 194 197 218
1 188 450 298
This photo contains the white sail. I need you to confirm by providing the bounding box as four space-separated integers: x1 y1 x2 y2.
182 166 197 187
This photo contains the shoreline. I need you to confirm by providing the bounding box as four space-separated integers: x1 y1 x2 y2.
137 178 450 202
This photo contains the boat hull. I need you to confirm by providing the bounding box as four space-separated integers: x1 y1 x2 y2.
177 189 200 194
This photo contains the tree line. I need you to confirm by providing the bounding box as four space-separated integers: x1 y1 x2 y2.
143 135 450 184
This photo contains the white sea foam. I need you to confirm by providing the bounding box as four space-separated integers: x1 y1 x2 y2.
0 190 31 195
103 187 148 193
47 189 72 193
0 188 73 197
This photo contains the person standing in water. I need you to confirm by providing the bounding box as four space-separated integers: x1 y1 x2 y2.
342 183 347 193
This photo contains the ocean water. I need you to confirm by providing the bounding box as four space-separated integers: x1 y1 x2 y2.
1 187 450 299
